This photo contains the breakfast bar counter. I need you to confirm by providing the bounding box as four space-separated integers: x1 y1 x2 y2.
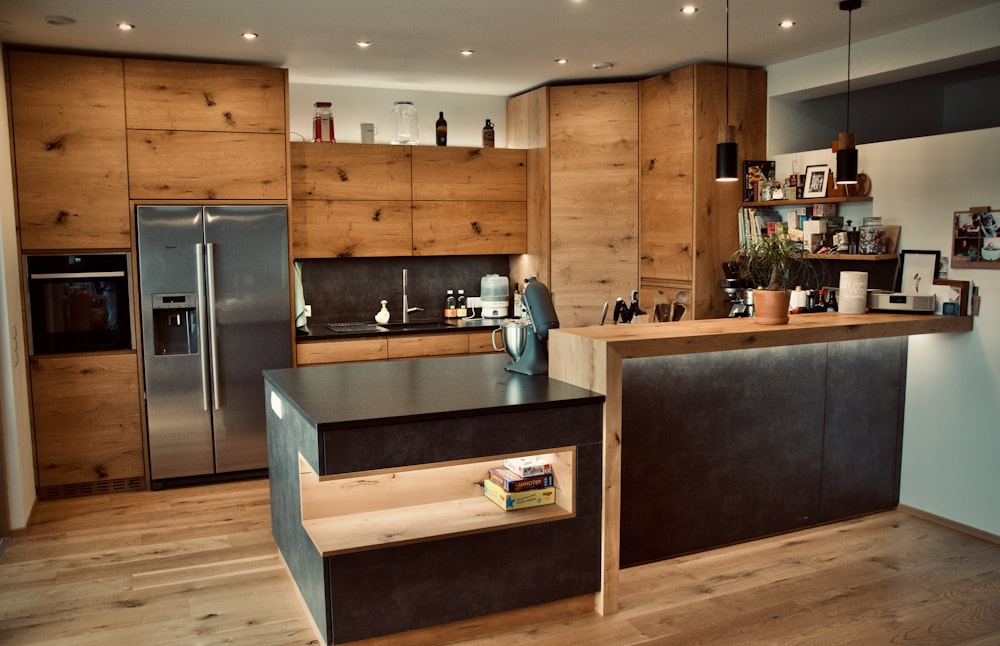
548 312 974 615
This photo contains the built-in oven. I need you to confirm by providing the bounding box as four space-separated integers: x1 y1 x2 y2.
24 253 135 355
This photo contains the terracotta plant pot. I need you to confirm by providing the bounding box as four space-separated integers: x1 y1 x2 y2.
752 289 790 325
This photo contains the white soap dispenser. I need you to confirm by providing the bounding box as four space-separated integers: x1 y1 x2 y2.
375 299 390 324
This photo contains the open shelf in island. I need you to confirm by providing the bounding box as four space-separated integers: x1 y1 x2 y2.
298 449 577 556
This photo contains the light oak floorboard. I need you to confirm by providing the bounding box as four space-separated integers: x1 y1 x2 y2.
1 479 997 645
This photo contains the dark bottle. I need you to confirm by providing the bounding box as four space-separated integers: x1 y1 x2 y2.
812 289 826 312
826 289 838 312
482 119 495 148
435 111 447 146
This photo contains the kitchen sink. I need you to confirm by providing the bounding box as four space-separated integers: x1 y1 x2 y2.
375 321 456 331
323 320 456 335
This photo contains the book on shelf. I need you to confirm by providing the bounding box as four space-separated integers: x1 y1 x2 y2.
488 467 554 493
738 206 782 247
502 456 553 478
483 478 556 511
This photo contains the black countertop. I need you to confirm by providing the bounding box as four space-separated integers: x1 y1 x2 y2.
264 353 603 430
297 317 503 341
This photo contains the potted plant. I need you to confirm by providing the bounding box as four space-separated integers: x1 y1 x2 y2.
732 234 813 325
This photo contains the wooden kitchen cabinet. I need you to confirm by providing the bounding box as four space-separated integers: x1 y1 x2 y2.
639 64 767 319
123 59 286 133
411 146 526 201
387 333 468 359
507 83 640 328
290 143 412 257
297 329 495 365
296 338 388 365
412 200 526 255
123 59 289 200
7 50 130 250
29 353 145 497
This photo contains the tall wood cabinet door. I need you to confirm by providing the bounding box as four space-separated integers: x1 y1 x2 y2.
639 69 695 283
126 130 287 199
8 51 130 250
123 59 286 133
291 143 412 201
292 199 412 258
412 201 526 255
29 354 144 489
549 83 639 328
412 147 526 201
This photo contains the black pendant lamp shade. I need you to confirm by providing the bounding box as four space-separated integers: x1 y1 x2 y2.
716 0 739 182
836 0 861 185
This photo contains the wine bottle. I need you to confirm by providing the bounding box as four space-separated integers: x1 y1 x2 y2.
435 112 447 146
482 119 495 148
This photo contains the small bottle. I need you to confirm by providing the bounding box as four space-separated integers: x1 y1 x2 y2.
482 119 495 148
445 289 457 319
512 283 521 319
826 289 838 312
456 289 467 317
313 102 335 142
435 112 448 146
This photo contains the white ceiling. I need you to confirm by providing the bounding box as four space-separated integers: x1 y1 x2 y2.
2 0 999 96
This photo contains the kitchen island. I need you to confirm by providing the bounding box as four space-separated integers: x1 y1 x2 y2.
548 311 974 615
264 353 605 644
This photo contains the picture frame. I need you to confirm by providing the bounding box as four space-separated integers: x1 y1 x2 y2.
951 208 1000 269
897 249 941 294
802 164 829 198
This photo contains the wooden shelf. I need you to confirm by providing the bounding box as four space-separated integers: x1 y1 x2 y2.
743 196 873 207
806 253 898 261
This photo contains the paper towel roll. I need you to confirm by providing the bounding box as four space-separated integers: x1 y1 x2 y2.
839 271 868 314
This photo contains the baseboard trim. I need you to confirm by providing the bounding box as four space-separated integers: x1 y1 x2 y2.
898 504 1000 545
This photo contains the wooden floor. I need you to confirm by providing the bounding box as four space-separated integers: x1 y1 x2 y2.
1 479 998 646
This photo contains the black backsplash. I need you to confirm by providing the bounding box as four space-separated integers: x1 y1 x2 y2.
299 256 511 324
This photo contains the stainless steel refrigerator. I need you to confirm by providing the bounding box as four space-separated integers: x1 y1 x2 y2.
137 205 291 483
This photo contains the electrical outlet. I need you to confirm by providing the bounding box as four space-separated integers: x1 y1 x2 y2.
304 304 312 318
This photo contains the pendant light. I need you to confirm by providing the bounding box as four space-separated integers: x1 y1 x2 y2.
836 0 861 185
715 0 739 182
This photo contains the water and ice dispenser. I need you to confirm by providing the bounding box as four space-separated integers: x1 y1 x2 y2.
151 293 198 355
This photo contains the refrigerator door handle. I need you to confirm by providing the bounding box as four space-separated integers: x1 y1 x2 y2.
196 243 211 411
205 242 221 411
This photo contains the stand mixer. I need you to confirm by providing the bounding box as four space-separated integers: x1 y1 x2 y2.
492 277 559 375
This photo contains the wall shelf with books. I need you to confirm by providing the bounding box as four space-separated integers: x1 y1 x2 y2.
743 196 873 208
299 450 576 557
805 252 898 261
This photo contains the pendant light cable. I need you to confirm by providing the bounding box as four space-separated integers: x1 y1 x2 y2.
845 4 852 134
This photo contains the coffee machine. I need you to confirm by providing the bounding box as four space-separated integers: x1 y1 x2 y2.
721 262 751 318
496 277 559 375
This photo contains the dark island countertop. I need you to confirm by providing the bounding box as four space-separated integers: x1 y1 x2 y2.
264 353 604 431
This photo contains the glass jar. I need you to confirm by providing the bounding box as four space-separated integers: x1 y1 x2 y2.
390 101 419 145
313 102 335 142
859 216 886 254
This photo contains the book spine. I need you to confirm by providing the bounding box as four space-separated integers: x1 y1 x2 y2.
489 467 554 492
502 458 553 478
482 479 556 511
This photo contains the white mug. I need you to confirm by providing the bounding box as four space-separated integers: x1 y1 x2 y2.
360 123 378 144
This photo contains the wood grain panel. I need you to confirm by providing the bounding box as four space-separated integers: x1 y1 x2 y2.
386 334 469 359
290 142 411 201
412 201 526 255
29 353 144 488
468 330 497 354
549 83 639 328
127 130 287 199
412 147 526 201
123 59 286 133
296 338 388 365
7 50 130 250
506 87 552 287
291 199 412 258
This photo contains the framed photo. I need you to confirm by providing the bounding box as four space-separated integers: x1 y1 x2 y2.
802 164 829 198
898 250 940 294
951 208 1000 269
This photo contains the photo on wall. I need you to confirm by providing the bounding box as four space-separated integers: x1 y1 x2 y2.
951 208 1000 269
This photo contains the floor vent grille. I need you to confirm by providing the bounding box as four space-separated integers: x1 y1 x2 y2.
38 477 145 500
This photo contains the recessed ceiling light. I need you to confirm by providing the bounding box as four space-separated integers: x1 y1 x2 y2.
242 32 258 40
117 22 135 31
592 61 614 70
555 58 568 65
45 15 76 26
680 5 698 14
779 19 796 28
460 50 475 56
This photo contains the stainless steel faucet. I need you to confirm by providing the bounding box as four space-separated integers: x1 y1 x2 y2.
401 268 422 322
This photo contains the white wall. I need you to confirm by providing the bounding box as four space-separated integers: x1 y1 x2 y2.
0 57 36 531
289 83 508 147
770 128 1000 535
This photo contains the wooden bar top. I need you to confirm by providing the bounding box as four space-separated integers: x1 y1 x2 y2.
550 313 973 393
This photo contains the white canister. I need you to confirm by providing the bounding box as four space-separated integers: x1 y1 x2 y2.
839 271 868 314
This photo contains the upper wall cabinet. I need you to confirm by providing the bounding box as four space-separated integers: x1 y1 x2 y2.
291 143 411 201
123 59 289 200
8 51 130 251
123 59 286 133
411 147 526 201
